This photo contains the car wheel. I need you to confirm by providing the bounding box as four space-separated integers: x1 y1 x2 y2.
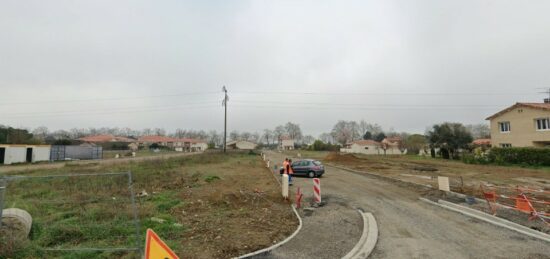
308 171 316 178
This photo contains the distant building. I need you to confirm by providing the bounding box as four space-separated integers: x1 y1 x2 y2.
137 136 207 152
486 101 550 147
279 136 295 150
340 140 381 155
226 140 257 150
77 134 135 143
340 138 402 155
0 145 51 165
472 138 491 147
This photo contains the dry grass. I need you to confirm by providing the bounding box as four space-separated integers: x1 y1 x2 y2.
1 152 296 259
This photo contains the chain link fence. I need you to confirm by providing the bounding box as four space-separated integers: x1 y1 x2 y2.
0 172 142 258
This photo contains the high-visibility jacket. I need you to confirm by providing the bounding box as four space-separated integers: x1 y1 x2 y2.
283 161 289 174
288 163 294 174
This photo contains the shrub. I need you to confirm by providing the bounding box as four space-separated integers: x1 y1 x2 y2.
486 147 550 166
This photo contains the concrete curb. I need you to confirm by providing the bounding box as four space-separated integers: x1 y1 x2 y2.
342 211 379 259
235 205 303 258
235 154 303 258
419 198 550 243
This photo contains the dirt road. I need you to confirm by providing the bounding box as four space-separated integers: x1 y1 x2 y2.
266 151 550 258
0 151 202 174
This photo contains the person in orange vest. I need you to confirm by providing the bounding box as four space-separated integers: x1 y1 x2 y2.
287 159 294 185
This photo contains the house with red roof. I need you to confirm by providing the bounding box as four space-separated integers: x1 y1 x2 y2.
486 101 550 147
77 134 135 143
137 136 207 152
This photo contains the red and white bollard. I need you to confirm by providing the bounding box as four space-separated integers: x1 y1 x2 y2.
313 178 321 204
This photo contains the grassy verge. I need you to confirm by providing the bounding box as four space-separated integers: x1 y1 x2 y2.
1 152 296 259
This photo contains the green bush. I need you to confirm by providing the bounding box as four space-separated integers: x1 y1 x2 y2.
486 147 550 166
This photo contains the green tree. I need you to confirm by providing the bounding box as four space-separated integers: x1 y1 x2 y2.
404 134 427 154
374 132 386 142
427 123 473 159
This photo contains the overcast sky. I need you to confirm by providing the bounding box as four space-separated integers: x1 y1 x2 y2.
1 0 549 136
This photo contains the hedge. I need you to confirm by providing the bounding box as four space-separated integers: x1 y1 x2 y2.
486 147 550 166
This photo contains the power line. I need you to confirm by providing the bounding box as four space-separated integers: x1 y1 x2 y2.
231 100 505 107
1 103 219 118
0 91 220 106
232 91 536 96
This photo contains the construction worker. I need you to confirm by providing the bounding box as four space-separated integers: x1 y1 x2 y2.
287 159 294 185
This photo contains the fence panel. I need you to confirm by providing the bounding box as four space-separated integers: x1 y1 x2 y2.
0 172 141 258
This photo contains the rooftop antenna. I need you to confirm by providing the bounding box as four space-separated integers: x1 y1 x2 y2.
536 87 550 103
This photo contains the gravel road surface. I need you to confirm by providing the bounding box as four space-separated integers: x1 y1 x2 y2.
265 151 550 259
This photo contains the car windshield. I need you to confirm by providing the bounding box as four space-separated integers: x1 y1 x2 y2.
313 161 322 166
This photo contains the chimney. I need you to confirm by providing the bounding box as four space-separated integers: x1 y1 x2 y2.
545 98 550 103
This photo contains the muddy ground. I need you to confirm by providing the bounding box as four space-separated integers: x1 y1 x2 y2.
323 152 550 234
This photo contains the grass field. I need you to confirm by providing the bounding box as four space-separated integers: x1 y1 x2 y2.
0 152 296 259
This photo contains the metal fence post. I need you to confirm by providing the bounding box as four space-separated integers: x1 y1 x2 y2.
127 172 142 256
0 177 6 227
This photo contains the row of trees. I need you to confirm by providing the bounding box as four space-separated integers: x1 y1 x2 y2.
2 121 488 157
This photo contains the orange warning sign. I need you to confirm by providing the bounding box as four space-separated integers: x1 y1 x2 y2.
145 229 179 259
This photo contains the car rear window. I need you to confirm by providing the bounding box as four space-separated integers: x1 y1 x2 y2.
313 161 322 166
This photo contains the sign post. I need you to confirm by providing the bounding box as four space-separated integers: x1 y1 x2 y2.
313 178 321 204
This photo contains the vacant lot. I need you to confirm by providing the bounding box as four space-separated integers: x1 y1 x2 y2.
1 152 296 259
320 152 550 219
322 152 550 191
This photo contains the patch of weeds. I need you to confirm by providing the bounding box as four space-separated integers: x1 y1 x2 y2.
38 224 85 247
204 175 220 183
150 191 182 213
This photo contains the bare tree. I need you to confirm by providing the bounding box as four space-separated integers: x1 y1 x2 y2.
32 126 49 141
331 120 360 145
273 125 286 144
284 122 303 141
465 124 491 139
229 130 240 141
262 129 273 144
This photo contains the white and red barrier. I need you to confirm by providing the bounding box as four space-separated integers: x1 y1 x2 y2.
313 178 321 203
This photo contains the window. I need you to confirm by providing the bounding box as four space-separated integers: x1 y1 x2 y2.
499 122 510 132
535 118 550 131
500 143 512 148
364 147 369 150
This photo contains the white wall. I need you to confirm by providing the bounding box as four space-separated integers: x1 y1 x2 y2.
2 147 26 164
1 146 51 164
191 142 208 151
32 146 51 162
236 141 257 150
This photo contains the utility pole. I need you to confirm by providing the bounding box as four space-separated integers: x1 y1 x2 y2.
222 86 228 153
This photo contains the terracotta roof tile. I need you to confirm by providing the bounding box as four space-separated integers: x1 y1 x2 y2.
486 102 550 120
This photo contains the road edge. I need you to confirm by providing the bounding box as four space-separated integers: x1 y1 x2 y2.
419 198 550 243
342 211 379 259
235 204 303 258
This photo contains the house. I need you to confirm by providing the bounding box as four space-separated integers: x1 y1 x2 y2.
381 137 404 154
77 134 135 143
340 140 382 155
226 140 257 150
340 138 403 155
486 101 550 147
0 145 51 165
137 136 207 152
279 136 295 150
472 138 491 147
